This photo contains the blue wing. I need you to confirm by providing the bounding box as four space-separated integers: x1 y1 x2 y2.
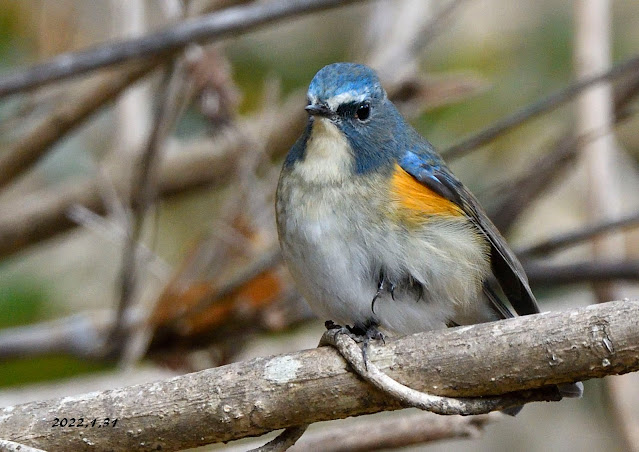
399 150 539 317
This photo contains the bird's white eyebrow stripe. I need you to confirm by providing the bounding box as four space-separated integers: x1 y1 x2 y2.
326 92 367 110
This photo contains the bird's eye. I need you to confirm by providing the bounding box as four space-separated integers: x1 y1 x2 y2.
355 102 370 121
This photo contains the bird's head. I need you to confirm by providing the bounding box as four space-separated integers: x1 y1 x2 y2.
301 63 410 175
306 62 385 121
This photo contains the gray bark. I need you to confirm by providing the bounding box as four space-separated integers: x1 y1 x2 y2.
0 300 636 451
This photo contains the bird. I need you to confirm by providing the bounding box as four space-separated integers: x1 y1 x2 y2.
275 62 582 400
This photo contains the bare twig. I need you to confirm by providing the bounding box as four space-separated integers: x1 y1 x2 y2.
525 261 639 286
517 211 639 258
0 300 636 451
443 53 639 159
487 66 639 233
0 0 369 98
109 63 176 355
289 411 500 452
0 60 159 190
0 88 304 259
110 47 207 362
251 426 308 452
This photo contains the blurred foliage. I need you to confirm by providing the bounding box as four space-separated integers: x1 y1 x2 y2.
0 1 33 67
0 356 111 388
0 278 45 329
0 279 111 388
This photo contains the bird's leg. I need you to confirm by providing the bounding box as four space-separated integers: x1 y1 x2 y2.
348 320 385 369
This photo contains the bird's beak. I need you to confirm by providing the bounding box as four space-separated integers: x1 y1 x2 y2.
305 103 333 118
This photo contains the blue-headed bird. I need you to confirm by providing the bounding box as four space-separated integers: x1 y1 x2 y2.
275 63 582 401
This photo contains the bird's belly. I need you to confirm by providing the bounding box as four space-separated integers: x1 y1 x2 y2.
277 188 373 325
277 179 493 335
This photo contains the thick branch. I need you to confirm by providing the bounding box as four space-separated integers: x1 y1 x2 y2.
0 0 368 97
0 300 637 451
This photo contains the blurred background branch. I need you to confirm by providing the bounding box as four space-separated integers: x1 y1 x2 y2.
0 0 370 97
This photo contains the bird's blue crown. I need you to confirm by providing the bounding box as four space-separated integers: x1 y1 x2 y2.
307 63 386 104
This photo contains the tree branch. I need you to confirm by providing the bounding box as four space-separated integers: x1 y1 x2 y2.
0 60 159 191
0 90 305 259
320 327 562 415
288 411 500 452
525 260 639 285
516 211 639 258
442 53 639 160
487 65 639 233
0 0 369 98
110 58 184 357
0 300 636 451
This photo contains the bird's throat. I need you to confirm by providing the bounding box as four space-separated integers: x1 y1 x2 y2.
294 118 353 184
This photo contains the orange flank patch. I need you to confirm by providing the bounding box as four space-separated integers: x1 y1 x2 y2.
390 163 463 223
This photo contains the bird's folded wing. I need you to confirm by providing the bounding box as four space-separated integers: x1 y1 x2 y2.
398 151 540 317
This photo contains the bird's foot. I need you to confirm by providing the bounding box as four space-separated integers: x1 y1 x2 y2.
326 321 385 369
324 320 362 343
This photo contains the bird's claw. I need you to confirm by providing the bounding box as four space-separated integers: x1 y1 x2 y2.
372 271 395 313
